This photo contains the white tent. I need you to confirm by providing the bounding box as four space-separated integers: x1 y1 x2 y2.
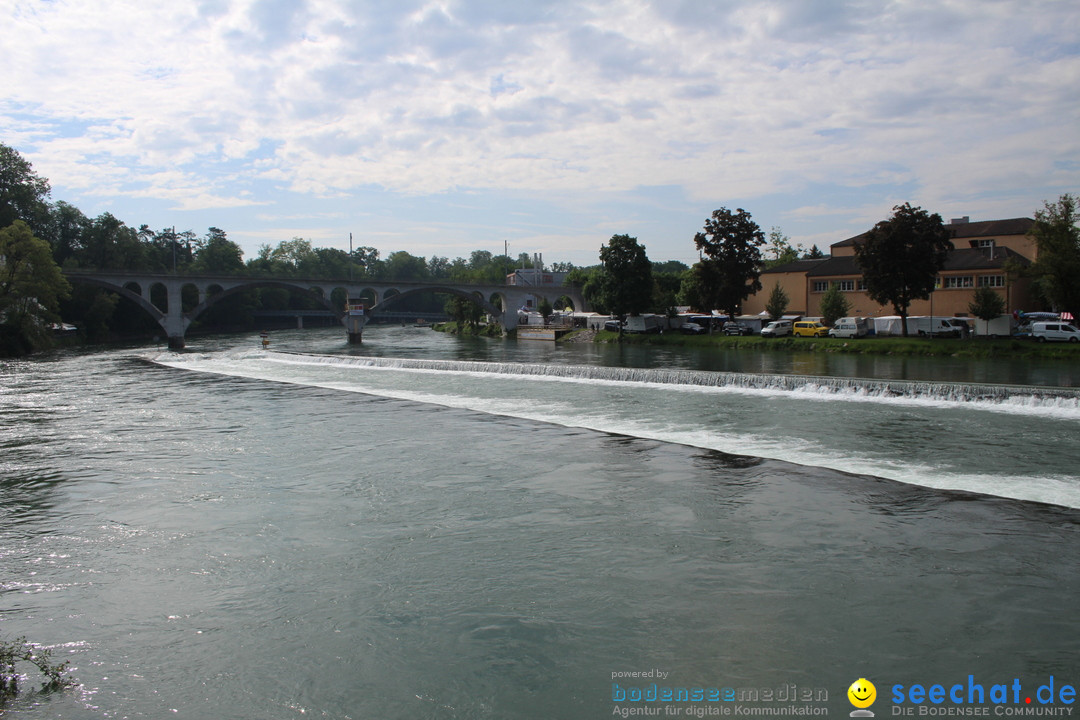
873 316 903 336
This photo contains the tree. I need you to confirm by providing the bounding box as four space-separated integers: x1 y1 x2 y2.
853 203 951 337
596 235 653 331
538 296 553 324
1028 193 1080 323
819 282 851 326
0 221 71 355
194 229 245 274
765 281 789 320
41 201 89 268
764 227 801 268
443 294 482 332
0 144 51 234
379 251 429 281
968 285 1006 323
692 207 766 319
79 213 145 270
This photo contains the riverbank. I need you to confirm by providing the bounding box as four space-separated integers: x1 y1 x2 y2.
578 329 1080 359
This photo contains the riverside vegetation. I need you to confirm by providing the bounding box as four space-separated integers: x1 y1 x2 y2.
0 636 74 708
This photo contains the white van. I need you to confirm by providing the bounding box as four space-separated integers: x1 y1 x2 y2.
828 317 868 339
1031 321 1080 343
760 320 792 337
905 316 962 338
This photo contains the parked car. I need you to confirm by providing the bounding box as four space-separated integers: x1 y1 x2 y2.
760 320 792 337
679 323 707 335
604 319 623 332
1031 321 1080 343
722 321 754 336
792 321 829 338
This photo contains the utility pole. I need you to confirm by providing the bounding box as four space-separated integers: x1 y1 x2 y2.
349 232 353 282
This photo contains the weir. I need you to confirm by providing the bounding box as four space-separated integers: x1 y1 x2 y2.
266 352 1080 406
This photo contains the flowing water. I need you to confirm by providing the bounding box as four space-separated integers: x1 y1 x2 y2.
1 326 1078 719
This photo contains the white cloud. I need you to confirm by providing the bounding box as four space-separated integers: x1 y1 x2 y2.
4 0 1079 263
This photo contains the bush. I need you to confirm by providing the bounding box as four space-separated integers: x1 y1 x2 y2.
0 637 73 707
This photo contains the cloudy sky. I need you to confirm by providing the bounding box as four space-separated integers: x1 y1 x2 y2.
5 0 1078 267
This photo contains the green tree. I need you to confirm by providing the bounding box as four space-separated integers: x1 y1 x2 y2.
0 144 52 234
764 227 801 268
968 285 1006 323
692 207 766 319
194 228 245 274
443 294 482 332
78 213 145 270
1028 193 1080 322
765 281 789 320
379 251 430 281
42 201 90 268
853 203 951 337
819 282 851 326
538 296 553 324
0 221 72 355
596 234 653 332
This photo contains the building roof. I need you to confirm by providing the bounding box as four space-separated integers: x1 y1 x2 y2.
761 258 829 274
805 246 1029 278
831 217 1034 249
948 217 1034 239
805 256 860 277
941 246 1031 271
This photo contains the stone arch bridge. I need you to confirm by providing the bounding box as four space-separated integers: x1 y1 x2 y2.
62 271 587 348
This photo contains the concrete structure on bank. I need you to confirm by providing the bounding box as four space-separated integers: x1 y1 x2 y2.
744 217 1038 319
62 271 586 348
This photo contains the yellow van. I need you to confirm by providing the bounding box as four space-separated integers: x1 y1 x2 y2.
793 321 829 337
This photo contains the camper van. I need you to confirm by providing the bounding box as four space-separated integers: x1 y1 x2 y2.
828 317 868 339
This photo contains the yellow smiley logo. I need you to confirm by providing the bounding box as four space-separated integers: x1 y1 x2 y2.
848 678 876 709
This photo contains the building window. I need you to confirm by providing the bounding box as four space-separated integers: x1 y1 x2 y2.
812 281 828 293
856 279 867 291
978 275 1005 287
943 276 974 289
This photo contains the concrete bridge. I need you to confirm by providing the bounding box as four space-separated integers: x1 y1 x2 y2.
61 270 587 348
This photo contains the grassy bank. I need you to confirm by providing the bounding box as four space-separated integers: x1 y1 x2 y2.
581 330 1080 359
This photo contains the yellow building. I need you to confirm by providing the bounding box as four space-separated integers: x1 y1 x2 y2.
744 217 1037 319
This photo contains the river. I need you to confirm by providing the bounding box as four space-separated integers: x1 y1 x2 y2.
1 326 1078 719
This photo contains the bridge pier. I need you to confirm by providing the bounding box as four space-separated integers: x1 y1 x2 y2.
345 314 366 344
168 336 185 350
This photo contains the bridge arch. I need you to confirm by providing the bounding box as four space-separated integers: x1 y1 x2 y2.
150 282 169 313
193 280 340 323
65 275 165 325
370 285 502 320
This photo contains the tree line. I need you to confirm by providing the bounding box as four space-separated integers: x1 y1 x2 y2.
2 141 1077 352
